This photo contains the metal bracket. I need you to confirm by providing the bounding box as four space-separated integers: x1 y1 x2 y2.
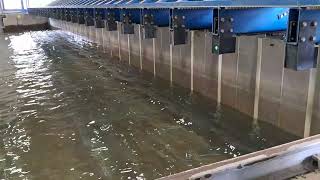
95 9 105 28
71 9 78 23
143 13 157 39
106 12 117 31
212 9 236 54
60 9 66 21
285 8 319 70
66 9 72 22
85 9 94 26
121 13 134 34
78 9 85 24
172 14 187 45
285 9 320 71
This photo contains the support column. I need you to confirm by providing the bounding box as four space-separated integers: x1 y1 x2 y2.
304 47 320 137
0 15 4 34
0 0 3 14
153 38 156 77
139 24 143 71
253 38 263 123
118 29 121 61
190 31 195 92
128 34 131 65
217 55 223 104
170 44 173 85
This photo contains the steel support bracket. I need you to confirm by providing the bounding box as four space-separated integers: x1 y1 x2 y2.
66 9 72 22
51 9 58 19
212 9 236 54
95 9 105 28
71 9 78 23
78 9 85 24
142 13 157 39
121 13 134 34
60 9 66 21
84 9 94 26
172 14 187 45
285 8 319 70
106 12 117 31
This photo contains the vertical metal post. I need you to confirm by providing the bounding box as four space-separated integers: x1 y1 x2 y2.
139 24 143 71
0 16 4 34
217 54 223 104
235 38 241 109
153 38 156 77
190 31 194 92
0 0 3 14
128 34 131 65
118 29 121 61
20 0 24 11
102 28 105 52
304 47 320 137
278 57 286 127
170 44 173 86
109 31 113 57
253 38 263 123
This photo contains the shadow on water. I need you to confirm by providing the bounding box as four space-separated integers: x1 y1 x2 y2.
0 30 298 180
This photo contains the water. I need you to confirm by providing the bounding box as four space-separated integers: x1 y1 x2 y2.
0 30 298 180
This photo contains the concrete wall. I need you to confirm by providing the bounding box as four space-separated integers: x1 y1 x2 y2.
50 19 320 137
3 14 47 26
1 14 48 32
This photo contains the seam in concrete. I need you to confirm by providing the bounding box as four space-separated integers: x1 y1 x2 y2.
170 44 173 86
304 48 320 137
153 38 156 77
235 38 241 109
253 38 263 123
217 54 222 104
139 25 142 71
109 31 113 57
118 30 121 61
278 49 286 127
190 31 194 92
128 34 131 65
102 28 105 52
95 28 98 44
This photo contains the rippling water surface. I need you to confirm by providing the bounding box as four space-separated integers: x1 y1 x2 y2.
0 31 298 180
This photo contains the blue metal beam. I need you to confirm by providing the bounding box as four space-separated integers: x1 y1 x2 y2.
212 7 289 54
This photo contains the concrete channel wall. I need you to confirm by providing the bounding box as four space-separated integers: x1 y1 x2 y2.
2 14 48 32
49 18 320 138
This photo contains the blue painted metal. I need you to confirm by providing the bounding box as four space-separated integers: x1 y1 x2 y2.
120 9 140 24
172 8 213 30
29 0 320 71
46 0 320 8
218 8 289 34
141 9 170 27
106 8 120 21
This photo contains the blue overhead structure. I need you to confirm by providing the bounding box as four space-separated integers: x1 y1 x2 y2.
28 0 320 71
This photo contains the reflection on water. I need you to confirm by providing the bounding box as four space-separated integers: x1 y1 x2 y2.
0 31 298 179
